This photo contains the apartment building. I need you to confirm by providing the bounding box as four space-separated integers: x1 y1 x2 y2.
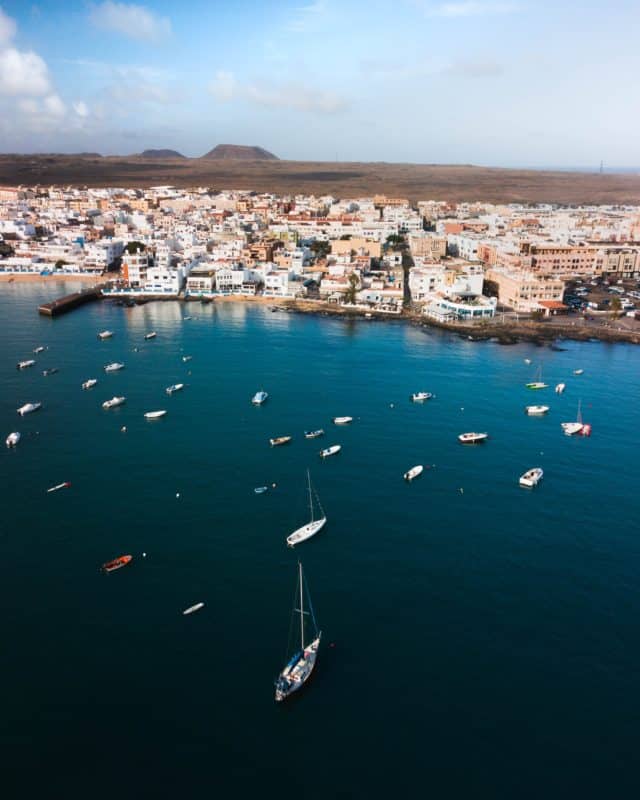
486 267 565 312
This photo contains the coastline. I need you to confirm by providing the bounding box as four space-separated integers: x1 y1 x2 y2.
0 273 103 283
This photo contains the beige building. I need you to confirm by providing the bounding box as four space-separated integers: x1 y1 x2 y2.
594 247 639 278
330 238 381 258
408 234 446 259
486 267 565 312
520 243 598 276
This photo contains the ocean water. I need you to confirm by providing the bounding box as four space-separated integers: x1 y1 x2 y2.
2 281 640 799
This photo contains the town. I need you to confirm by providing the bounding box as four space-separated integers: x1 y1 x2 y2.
1 185 639 331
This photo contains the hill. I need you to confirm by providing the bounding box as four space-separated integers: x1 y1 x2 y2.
139 149 186 159
200 144 278 161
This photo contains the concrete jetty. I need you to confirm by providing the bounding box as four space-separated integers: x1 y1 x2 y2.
38 285 105 317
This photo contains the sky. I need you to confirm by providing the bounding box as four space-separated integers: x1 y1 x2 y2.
0 0 638 167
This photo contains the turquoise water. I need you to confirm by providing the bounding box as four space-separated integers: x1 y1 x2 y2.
2 281 640 798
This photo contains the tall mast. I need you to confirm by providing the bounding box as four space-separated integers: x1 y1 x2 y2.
307 469 313 522
299 562 305 649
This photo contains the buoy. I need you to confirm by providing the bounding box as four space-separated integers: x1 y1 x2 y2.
272 482 277 488
176 492 180 498
142 552 147 558
121 426 127 433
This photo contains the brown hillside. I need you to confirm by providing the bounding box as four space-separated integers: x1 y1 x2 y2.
200 144 279 161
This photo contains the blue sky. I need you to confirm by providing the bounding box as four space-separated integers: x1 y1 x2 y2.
0 0 638 166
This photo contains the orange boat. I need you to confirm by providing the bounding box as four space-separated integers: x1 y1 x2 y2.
102 554 133 573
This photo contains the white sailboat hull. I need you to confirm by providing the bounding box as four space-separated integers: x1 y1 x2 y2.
562 422 584 436
287 517 327 547
275 635 321 702
144 410 167 419
525 405 549 415
404 465 424 481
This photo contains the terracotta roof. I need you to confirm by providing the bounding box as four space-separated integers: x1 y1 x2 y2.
538 300 567 309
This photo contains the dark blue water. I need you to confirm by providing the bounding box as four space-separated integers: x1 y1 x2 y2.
2 281 640 798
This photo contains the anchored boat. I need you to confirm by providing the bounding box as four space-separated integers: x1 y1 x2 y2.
102 554 132 573
183 602 204 616
305 429 324 439
82 378 98 390
411 392 433 402
102 396 126 409
287 470 327 547
97 330 114 340
166 383 184 395
525 365 548 390
5 432 20 447
144 410 167 419
458 432 488 444
320 444 341 458
555 383 566 394
17 359 35 370
519 467 543 488
332 416 353 425
404 465 424 481
270 436 292 447
47 481 71 493
17 402 42 416
252 390 269 405
104 362 124 372
144 331 157 340
525 405 549 415
275 561 321 702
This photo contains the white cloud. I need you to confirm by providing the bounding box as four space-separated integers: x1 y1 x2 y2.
44 93 65 116
89 1 172 42
73 101 90 117
209 70 349 114
0 48 51 95
287 1 326 32
0 6 16 44
426 1 517 16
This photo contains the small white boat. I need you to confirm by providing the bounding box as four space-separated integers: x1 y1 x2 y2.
287 471 327 547
184 316 192 320
524 358 532 365
82 378 98 390
33 346 46 354
411 392 433 402
166 383 184 395
332 416 353 425
525 405 549 415
182 355 193 362
17 402 42 416
573 369 584 375
275 562 321 702
525 366 548 390
144 410 167 419
320 444 341 458
104 362 124 372
254 486 268 494
555 383 566 394
17 359 35 370
102 396 126 409
144 332 157 340
458 432 488 444
252 390 269 405
304 429 324 439
6 431 20 447
404 465 424 481
47 481 71 493
97 330 113 340
519 467 543 488
183 602 204 616
42 368 58 377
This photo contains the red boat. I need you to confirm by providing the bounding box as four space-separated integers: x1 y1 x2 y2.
102 555 133 573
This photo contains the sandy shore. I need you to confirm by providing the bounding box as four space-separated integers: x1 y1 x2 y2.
0 273 103 284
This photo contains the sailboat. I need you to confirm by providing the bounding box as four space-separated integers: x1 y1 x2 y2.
561 400 584 436
274 561 321 702
525 365 548 390
286 470 327 547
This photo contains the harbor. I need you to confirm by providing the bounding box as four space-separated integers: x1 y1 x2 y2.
38 285 105 317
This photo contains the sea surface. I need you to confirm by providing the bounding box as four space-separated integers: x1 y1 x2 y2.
1 281 639 799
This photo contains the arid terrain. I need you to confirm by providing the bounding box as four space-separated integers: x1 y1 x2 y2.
2 154 640 204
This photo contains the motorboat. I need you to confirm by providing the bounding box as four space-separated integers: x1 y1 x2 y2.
182 355 193 362
254 486 268 494
102 396 126 409
102 554 132 573
183 602 205 616
320 444 341 458
5 432 20 447
33 346 46 354
42 368 59 377
411 392 433 402
144 410 167 419
82 378 98 390
332 416 353 425
144 331 157 340
17 402 42 416
47 481 71 493
573 369 584 375
17 359 35 370
525 405 549 415
274 561 321 701
458 432 488 444
166 383 184 395
304 429 324 439
404 465 424 481
555 383 566 394
97 330 114 340
252 390 269 405
519 467 543 488
104 362 124 372
286 471 327 547
270 436 292 446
